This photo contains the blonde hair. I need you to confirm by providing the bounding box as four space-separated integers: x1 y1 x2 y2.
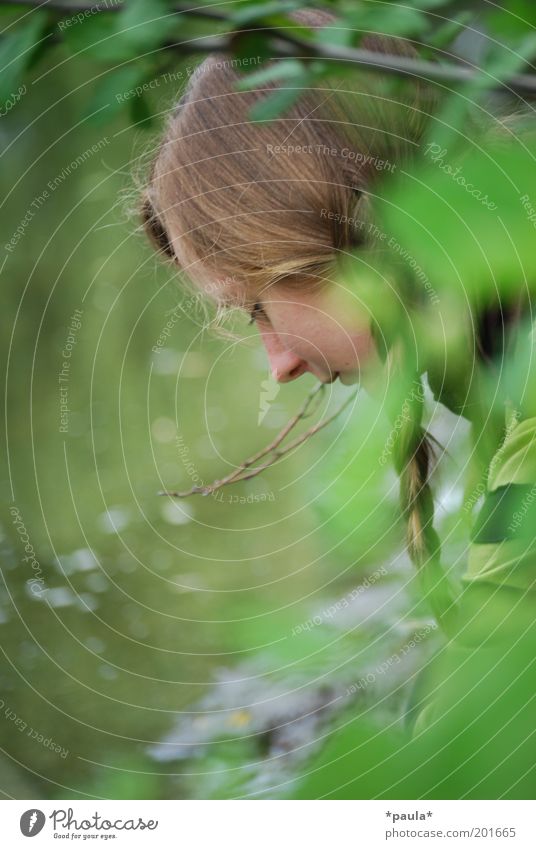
139 11 459 630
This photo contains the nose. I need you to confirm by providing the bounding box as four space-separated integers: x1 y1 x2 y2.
273 353 310 383
257 326 311 383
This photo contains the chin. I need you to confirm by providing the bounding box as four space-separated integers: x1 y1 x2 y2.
339 370 360 385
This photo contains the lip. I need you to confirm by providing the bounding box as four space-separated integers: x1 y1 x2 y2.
322 371 340 384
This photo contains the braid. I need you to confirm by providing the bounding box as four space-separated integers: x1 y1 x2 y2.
387 349 459 635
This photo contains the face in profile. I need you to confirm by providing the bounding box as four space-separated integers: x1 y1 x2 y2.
168 227 381 385
170 238 382 387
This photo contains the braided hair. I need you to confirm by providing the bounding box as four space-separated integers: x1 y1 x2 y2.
384 337 460 637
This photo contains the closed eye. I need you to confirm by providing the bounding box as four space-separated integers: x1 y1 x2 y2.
248 302 269 325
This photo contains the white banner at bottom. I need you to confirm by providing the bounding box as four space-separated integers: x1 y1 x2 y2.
0 799 534 848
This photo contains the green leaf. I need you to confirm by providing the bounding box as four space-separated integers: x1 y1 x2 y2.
406 0 454 8
425 12 473 51
235 58 306 90
82 63 151 126
26 16 58 71
61 15 128 63
246 64 320 122
482 31 536 82
230 2 304 27
381 137 536 306
293 636 536 798
293 715 409 799
128 89 155 129
242 57 329 105
119 0 174 52
487 0 536 38
230 30 275 66
314 22 357 49
63 0 176 63
342 5 430 38
424 26 536 151
0 11 48 105
248 83 305 121
385 0 455 8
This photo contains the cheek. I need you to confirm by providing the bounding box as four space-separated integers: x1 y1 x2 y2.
307 325 375 367
312 304 375 362
275 314 330 358
347 330 376 361
269 301 374 364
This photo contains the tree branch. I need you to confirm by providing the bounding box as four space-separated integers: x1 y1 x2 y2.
160 32 536 95
10 0 536 96
158 382 358 498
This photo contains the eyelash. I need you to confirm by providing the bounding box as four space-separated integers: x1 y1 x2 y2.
248 303 267 325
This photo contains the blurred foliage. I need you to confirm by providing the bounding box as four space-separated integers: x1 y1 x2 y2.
1 0 536 127
1 0 536 802
293 631 536 799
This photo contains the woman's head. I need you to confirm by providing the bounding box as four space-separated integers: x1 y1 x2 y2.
140 13 433 385
138 16 465 631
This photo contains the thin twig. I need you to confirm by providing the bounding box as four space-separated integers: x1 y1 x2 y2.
158 382 358 497
214 380 326 487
